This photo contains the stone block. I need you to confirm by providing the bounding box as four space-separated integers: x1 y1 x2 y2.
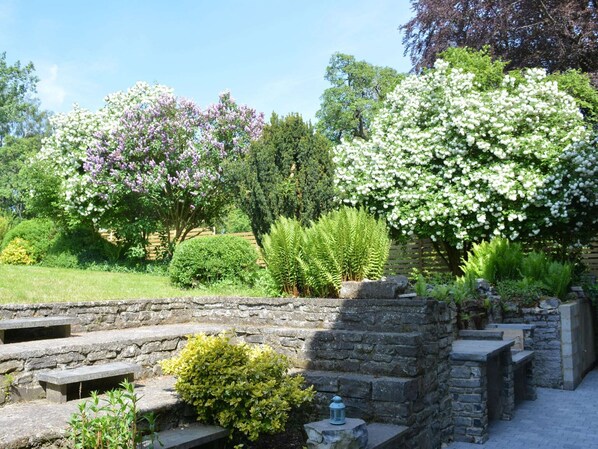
339 280 402 300
339 377 371 399
305 418 368 449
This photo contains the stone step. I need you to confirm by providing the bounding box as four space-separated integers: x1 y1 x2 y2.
0 376 195 449
367 423 409 449
235 326 423 377
0 323 223 404
293 369 419 426
139 423 228 449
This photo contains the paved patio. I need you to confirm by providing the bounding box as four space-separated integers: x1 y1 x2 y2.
447 367 598 449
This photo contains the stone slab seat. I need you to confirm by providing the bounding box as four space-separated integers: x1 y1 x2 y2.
512 350 534 367
0 316 76 344
450 338 514 362
366 423 409 449
511 350 536 403
37 361 140 403
139 423 229 449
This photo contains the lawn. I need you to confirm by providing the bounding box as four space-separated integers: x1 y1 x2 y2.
0 265 269 304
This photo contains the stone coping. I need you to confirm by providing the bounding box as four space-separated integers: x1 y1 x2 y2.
487 323 536 330
450 339 514 362
0 316 76 330
512 350 535 366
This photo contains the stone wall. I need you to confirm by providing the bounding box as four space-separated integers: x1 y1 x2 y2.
504 307 563 388
560 297 596 390
0 298 192 332
0 297 455 449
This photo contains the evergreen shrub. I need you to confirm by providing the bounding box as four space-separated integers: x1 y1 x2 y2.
1 218 58 262
160 333 314 443
169 235 258 288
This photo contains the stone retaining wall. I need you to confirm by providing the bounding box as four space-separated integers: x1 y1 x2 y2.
0 297 455 449
0 298 192 332
504 307 563 388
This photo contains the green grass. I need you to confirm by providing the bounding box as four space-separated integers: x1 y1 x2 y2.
0 265 273 304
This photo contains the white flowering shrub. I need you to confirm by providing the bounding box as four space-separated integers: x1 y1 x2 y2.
334 58 597 273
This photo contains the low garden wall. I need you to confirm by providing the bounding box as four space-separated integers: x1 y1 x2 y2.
0 298 193 332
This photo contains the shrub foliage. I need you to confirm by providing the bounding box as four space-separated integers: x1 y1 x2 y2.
161 333 314 442
1 218 58 262
0 237 35 265
169 235 258 288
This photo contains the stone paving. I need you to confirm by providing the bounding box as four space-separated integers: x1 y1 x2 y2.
447 367 598 449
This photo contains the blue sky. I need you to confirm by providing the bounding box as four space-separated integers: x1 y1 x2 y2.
1 0 413 121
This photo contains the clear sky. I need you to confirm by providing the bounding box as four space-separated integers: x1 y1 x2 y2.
1 0 414 121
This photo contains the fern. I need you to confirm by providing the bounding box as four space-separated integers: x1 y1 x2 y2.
262 207 390 297
262 217 305 296
461 238 523 284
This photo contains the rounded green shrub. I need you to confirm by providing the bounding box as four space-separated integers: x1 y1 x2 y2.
43 226 118 268
0 238 35 265
169 235 258 288
1 218 58 263
160 333 314 443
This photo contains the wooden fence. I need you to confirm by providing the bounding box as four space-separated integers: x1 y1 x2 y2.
113 227 598 276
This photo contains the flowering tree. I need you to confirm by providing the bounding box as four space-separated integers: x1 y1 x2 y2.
334 53 598 274
39 82 263 254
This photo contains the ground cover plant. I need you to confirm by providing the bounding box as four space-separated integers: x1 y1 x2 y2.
161 332 314 445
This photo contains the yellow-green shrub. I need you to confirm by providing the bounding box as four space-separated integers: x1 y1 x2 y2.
161 333 314 442
0 238 35 265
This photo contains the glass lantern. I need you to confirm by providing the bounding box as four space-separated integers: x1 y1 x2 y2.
329 395 346 425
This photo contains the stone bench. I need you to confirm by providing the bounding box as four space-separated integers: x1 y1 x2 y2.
512 350 536 403
450 339 515 444
37 361 140 403
463 326 537 406
0 316 76 344
140 423 229 449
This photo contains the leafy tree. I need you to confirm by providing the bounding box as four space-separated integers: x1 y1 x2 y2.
0 52 46 146
0 135 42 217
235 113 335 245
316 53 403 142
38 82 263 254
440 46 598 127
401 1 598 84
335 50 597 274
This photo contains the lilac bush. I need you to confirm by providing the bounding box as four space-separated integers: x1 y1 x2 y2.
40 83 263 254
